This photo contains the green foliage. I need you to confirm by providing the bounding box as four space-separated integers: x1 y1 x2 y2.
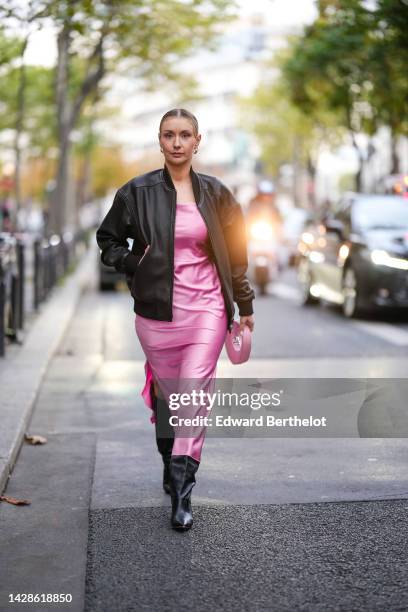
0 0 237 208
0 26 23 67
244 0 408 184
0 54 56 154
2 0 237 106
0 0 237 127
282 0 408 136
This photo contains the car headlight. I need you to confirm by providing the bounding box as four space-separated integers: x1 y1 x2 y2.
370 249 408 270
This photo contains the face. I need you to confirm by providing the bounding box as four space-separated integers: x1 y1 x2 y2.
158 116 201 165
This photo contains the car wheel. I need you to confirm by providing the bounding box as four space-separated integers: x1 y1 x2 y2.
298 260 318 306
342 267 362 318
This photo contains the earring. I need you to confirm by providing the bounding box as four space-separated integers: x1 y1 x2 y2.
160 147 163 153
194 149 198 154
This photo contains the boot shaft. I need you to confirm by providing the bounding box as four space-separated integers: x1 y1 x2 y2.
169 454 200 530
169 454 200 499
152 388 174 457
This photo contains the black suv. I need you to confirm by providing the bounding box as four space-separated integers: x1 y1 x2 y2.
297 193 408 317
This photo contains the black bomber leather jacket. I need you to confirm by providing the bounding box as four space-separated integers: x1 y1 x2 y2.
95 164 255 332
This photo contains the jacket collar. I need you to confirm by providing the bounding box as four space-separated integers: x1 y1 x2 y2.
162 163 203 206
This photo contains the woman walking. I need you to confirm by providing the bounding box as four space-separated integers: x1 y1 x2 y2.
96 108 255 531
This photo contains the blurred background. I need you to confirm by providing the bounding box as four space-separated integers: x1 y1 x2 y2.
2 6 408 605
0 0 407 350
1 0 406 235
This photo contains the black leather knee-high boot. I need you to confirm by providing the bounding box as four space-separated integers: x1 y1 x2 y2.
169 454 200 530
152 388 174 494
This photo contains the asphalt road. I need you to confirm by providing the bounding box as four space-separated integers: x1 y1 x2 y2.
1 271 408 612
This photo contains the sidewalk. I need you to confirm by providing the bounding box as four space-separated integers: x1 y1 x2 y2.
0 242 97 494
1 286 407 611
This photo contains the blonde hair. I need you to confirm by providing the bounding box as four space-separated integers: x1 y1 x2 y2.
159 108 199 136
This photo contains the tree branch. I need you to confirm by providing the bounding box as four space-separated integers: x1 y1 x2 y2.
69 31 105 129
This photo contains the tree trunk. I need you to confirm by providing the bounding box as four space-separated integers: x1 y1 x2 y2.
292 134 301 206
52 130 72 235
390 130 400 175
76 151 92 209
50 21 105 236
306 153 317 209
13 37 28 231
49 23 72 235
350 131 364 192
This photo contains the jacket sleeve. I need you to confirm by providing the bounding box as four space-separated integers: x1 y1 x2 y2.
217 182 255 316
95 189 141 275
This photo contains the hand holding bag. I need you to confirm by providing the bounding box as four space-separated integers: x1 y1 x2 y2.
225 320 251 364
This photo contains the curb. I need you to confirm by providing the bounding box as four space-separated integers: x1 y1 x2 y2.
0 242 97 494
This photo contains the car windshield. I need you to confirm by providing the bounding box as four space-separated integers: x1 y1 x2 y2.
352 198 408 231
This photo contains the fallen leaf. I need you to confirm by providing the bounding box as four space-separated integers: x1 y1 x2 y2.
24 434 47 445
0 495 31 506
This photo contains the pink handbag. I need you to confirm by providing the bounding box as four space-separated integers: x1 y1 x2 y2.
225 320 251 364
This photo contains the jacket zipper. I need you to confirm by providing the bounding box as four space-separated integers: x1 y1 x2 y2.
137 244 150 266
197 203 234 332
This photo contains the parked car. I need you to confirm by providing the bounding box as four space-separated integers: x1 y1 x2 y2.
0 232 21 354
297 193 408 317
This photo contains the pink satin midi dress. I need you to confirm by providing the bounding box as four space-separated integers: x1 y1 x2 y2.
135 200 228 462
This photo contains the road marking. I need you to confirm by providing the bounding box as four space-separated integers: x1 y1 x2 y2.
351 320 408 346
268 282 408 347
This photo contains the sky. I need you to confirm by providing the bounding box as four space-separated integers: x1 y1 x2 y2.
22 0 317 67
237 0 317 26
